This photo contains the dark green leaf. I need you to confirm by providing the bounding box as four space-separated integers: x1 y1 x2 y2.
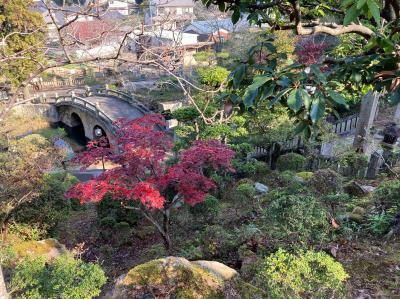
231 65 246 89
351 71 362 82
287 89 303 112
264 42 277 53
310 95 326 123
232 8 240 24
356 0 367 9
341 0 354 8
294 122 308 134
343 4 360 25
366 0 380 24
282 63 304 72
229 94 241 104
299 89 311 110
259 83 276 101
269 88 291 108
243 88 258 107
327 90 349 108
277 76 291 87
247 75 272 90
310 65 326 83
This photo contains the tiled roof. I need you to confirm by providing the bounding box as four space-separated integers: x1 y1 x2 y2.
66 20 115 41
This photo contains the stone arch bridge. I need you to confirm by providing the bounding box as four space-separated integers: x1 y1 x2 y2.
26 88 151 142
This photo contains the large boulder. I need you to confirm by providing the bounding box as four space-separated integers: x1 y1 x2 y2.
344 181 375 197
13 238 67 260
110 257 237 299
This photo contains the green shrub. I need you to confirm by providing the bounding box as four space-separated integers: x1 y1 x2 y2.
322 193 350 214
232 159 268 177
99 245 114 260
230 143 254 159
278 170 296 185
114 222 132 246
276 153 305 171
309 169 343 196
96 194 141 226
8 223 48 241
189 195 220 222
197 66 230 87
144 243 167 259
100 216 116 228
373 179 400 215
200 225 238 258
8 254 106 299
12 172 77 237
193 51 215 62
256 249 349 299
37 128 66 140
296 171 314 180
262 190 330 249
171 106 199 122
338 151 368 176
236 183 256 200
367 213 392 235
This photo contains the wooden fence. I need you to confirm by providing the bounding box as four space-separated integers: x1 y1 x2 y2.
333 114 359 135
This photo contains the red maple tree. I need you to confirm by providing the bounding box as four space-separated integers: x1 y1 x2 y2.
65 114 235 249
296 36 330 65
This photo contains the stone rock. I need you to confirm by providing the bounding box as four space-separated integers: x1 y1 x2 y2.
344 181 371 197
254 182 269 193
352 206 367 216
293 176 305 183
361 185 376 193
13 238 67 260
192 260 238 280
111 256 237 299
348 213 365 223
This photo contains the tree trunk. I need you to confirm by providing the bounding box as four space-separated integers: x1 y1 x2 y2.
0 265 8 299
162 209 171 251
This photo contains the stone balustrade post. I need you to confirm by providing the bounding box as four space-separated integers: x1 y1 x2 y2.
95 102 100 117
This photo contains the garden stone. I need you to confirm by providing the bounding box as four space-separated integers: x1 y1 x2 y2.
352 206 367 216
344 181 370 197
254 182 269 193
13 238 67 260
192 260 238 280
361 185 376 193
112 256 237 298
293 175 305 183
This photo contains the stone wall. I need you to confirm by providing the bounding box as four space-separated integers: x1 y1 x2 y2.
12 104 60 123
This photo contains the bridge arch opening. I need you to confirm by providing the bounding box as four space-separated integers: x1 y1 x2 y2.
69 113 87 146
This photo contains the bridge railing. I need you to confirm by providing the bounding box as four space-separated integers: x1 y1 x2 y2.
54 95 115 132
94 88 151 115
